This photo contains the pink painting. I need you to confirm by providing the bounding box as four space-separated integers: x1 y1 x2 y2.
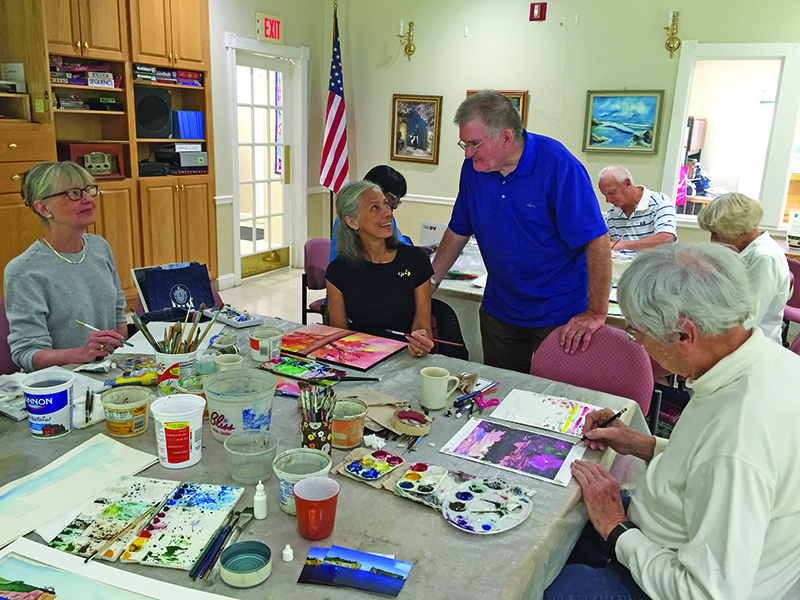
282 326 406 371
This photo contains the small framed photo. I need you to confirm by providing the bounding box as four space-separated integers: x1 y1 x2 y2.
583 90 664 154
466 90 529 127
390 94 443 165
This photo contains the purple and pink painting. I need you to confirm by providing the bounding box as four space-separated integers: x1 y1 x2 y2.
282 325 406 371
442 419 584 486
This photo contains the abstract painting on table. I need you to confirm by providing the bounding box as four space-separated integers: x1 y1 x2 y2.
299 545 413 597
281 325 407 371
0 538 233 600
582 90 664 154
120 482 243 570
441 419 586 486
491 390 604 437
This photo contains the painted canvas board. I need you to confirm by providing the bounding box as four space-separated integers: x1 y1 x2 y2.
120 483 243 570
299 545 412 597
440 419 586 486
281 325 407 371
49 476 177 562
0 538 234 600
0 434 157 548
492 390 604 437
583 90 664 154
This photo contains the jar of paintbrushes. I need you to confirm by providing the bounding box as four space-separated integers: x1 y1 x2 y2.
299 385 336 455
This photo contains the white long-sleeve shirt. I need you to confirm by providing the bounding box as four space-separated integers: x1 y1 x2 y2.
738 232 790 344
617 328 800 600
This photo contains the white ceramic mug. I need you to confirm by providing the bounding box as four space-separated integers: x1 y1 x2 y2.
214 353 244 372
420 367 460 410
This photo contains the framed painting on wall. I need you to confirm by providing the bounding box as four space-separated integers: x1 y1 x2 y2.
583 90 664 154
390 94 443 165
466 90 529 127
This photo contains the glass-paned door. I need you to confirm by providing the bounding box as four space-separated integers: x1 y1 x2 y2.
236 58 286 260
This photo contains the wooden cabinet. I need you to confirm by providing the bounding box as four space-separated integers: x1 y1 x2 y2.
44 0 128 61
0 192 47 294
94 179 140 301
129 0 209 70
139 175 216 277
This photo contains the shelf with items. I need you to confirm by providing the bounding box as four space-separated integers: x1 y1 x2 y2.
54 109 126 115
0 93 31 122
49 55 125 91
51 83 125 93
132 64 204 88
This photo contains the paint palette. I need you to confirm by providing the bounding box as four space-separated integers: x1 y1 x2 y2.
204 306 262 328
395 463 449 497
120 482 243 570
440 478 533 535
345 450 404 481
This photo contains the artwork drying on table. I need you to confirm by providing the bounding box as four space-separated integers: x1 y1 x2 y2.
582 90 664 154
491 389 604 437
299 545 413 597
441 419 586 486
0 538 233 600
390 94 443 165
467 89 529 127
281 324 407 371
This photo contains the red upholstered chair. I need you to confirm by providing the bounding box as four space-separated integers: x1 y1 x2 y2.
0 298 20 375
790 331 800 356
530 325 661 433
784 258 800 345
302 238 331 324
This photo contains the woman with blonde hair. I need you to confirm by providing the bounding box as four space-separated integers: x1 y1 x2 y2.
4 161 127 371
697 192 790 344
326 180 434 358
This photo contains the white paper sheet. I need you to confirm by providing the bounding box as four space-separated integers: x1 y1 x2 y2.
492 389 604 437
0 434 157 547
471 274 487 288
113 321 225 355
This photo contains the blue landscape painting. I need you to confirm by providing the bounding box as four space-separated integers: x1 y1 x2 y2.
588 94 660 150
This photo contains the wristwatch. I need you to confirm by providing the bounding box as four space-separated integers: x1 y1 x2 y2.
431 278 440 288
606 520 639 556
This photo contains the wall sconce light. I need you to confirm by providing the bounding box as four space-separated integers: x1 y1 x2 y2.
398 20 415 61
664 11 681 58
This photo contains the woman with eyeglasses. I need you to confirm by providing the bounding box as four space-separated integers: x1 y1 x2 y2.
326 179 435 358
3 161 127 371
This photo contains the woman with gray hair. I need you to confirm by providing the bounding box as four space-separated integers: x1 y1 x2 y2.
326 180 434 357
3 161 127 371
697 192 790 344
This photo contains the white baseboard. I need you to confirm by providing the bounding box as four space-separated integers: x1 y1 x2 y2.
215 272 236 290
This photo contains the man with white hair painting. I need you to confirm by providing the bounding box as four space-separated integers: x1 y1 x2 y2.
544 243 800 600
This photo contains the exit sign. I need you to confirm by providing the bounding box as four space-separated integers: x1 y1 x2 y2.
256 13 283 44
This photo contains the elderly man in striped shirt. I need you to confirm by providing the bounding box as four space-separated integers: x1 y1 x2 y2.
598 166 677 254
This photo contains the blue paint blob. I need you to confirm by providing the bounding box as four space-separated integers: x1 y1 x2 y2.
481 524 492 531
398 481 414 489
455 491 473 501
362 468 379 479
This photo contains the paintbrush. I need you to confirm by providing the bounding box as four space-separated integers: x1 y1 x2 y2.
306 376 380 382
189 509 237 579
130 312 162 352
184 303 205 353
611 238 622 250
203 508 254 581
85 389 92 424
192 510 238 580
578 408 628 443
85 491 174 563
192 303 222 351
385 329 465 348
75 320 135 347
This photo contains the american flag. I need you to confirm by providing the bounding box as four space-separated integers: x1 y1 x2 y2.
319 7 349 192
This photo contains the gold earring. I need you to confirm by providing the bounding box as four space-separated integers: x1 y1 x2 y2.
46 214 53 219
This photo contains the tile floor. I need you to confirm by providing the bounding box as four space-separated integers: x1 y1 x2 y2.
218 267 326 325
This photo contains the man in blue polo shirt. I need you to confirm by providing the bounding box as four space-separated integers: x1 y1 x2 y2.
431 90 611 372
599 165 677 254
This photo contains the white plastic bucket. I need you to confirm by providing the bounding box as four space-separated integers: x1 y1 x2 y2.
100 387 153 438
249 327 283 362
203 370 276 442
272 448 332 515
21 371 74 439
150 394 205 469
155 350 198 386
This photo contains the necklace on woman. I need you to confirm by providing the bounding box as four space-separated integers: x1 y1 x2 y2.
42 237 86 265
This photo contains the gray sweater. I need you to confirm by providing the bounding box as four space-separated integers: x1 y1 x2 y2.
3 234 126 372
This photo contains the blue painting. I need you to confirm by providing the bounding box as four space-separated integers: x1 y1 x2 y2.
583 90 664 154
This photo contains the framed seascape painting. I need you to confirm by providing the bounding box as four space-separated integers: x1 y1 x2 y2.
467 90 529 127
582 90 664 154
391 94 443 165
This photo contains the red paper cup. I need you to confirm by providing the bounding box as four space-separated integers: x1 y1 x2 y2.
293 477 340 541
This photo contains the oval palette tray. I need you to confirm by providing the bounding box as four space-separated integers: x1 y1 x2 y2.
345 450 404 481
441 477 533 534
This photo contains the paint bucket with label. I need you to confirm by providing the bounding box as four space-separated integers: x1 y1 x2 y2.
100 387 153 438
272 448 332 515
331 399 369 449
155 350 198 389
249 327 283 362
21 371 74 439
150 394 205 469
203 370 277 442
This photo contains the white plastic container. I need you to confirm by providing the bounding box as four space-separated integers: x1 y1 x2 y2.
150 394 205 469
272 448 332 515
155 350 198 386
203 370 276 442
249 327 283 362
100 387 153 438
21 371 74 439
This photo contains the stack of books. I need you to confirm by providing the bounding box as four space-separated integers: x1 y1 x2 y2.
56 94 87 110
133 63 157 82
132 64 203 87
176 70 203 87
50 57 120 88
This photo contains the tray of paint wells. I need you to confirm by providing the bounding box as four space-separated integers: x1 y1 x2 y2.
203 305 262 328
440 477 534 535
345 450 405 481
394 463 475 510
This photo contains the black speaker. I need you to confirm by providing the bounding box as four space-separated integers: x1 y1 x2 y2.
134 86 172 138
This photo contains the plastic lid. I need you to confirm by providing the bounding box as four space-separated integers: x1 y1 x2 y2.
282 543 293 562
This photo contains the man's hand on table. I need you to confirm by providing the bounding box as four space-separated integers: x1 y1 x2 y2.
571 461 627 540
581 408 657 462
559 309 605 354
